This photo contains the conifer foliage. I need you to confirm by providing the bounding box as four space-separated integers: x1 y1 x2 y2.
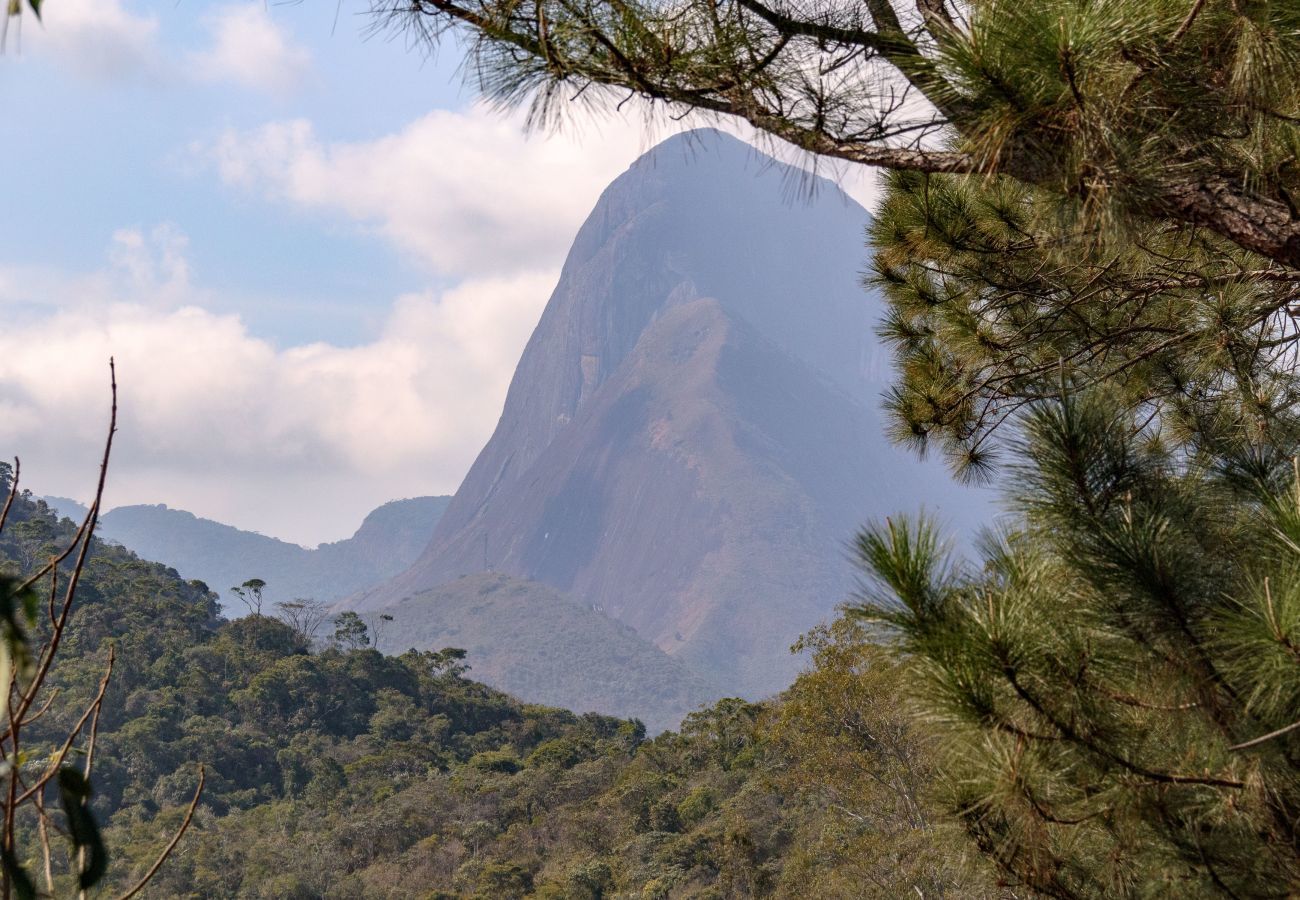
855 387 1300 897
379 0 1300 267
868 171 1300 480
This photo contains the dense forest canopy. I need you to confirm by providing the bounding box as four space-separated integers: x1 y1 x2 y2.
0 485 1000 897
367 0 1300 893
6 0 1300 896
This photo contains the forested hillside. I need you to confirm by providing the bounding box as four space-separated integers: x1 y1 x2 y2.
0 482 997 898
383 574 715 731
35 496 703 728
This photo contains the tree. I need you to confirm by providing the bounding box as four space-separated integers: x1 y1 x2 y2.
855 386 1300 896
766 617 993 896
366 613 395 652
378 0 1300 268
0 363 202 897
229 578 268 617
869 170 1300 478
331 612 370 651
276 599 331 644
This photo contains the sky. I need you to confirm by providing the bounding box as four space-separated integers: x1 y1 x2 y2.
0 0 879 546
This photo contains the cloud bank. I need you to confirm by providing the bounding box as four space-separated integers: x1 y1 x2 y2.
0 226 554 545
190 5 312 94
35 0 160 80
203 107 654 277
27 0 309 93
201 105 882 279
2 83 882 547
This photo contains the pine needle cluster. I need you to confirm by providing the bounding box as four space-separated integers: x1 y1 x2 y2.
379 0 1300 266
870 170 1300 482
855 387 1300 897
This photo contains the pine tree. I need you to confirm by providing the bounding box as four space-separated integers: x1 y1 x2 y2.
868 170 1300 481
378 0 1300 267
855 386 1300 896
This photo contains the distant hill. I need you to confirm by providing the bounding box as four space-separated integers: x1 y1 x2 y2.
349 129 992 699
36 494 704 724
385 572 716 730
39 495 450 608
4 464 988 898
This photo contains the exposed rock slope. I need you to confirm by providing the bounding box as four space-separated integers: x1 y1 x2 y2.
351 129 989 697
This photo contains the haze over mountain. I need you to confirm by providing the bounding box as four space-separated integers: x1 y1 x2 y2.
386 573 715 730
349 129 991 698
38 493 712 729
40 495 450 608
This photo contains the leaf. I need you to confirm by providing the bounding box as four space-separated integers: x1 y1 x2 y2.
0 575 38 685
58 767 107 889
25 0 39 21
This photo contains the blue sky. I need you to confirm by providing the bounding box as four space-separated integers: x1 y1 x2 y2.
0 1 466 346
0 0 877 545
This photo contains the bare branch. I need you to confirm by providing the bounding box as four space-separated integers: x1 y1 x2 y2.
112 766 206 900
1228 718 1300 752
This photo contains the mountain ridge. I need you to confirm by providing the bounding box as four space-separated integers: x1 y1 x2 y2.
347 129 991 698
39 494 451 607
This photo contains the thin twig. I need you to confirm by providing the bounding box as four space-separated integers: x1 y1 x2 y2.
1229 718 1300 752
0 459 18 535
1168 0 1208 47
10 360 117 734
112 766 206 900
33 792 52 895
7 502 98 603
15 650 114 807
18 687 60 729
77 644 112 900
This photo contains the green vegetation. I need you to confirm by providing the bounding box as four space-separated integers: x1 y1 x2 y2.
0 485 995 897
23 2 1300 894
838 5 1300 889
382 0 1300 270
856 387 1300 895
869 169 1300 479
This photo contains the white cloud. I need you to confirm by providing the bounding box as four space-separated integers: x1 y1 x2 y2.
106 224 193 306
1 110 885 546
0 227 554 545
34 0 159 80
202 107 662 278
0 224 199 316
200 106 884 280
190 5 310 94
20 0 307 93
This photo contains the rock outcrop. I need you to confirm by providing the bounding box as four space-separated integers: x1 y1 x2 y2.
351 129 989 698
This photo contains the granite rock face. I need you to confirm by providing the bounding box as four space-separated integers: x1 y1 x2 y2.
352 129 989 698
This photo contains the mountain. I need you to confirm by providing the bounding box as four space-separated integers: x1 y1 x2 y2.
349 129 991 698
40 495 450 607
2 474 991 898
385 573 715 730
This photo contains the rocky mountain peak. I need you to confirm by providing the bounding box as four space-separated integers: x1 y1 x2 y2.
349 132 989 703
